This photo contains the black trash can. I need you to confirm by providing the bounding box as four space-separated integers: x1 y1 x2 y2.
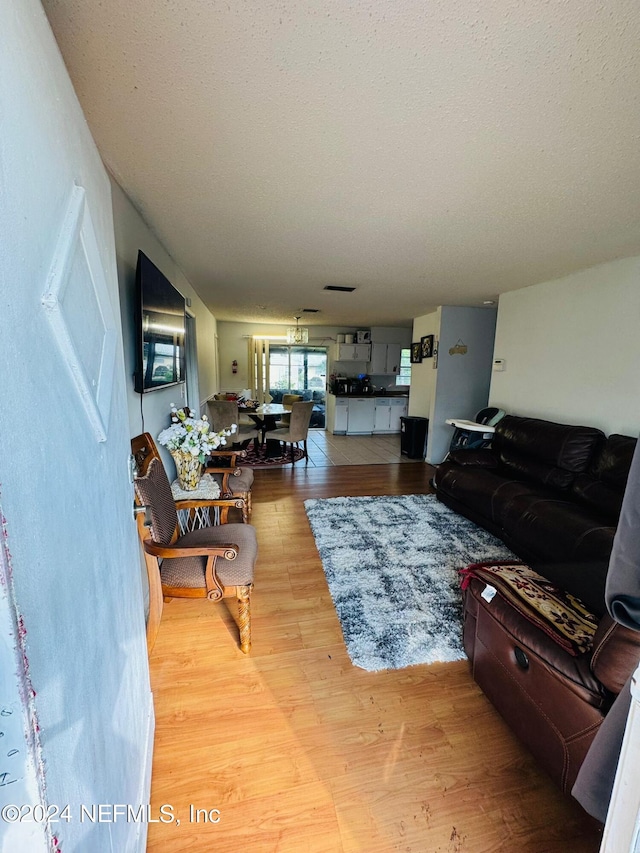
400 416 428 459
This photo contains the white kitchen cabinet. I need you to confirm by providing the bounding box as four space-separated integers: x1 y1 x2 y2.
373 397 408 433
329 394 403 435
373 398 392 432
334 398 348 433
368 342 402 374
334 343 371 362
389 397 408 432
346 398 375 434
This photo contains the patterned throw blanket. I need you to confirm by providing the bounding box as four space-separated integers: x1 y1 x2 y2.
459 562 599 656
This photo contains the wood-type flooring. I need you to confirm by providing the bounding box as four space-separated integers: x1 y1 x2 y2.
146 463 602 852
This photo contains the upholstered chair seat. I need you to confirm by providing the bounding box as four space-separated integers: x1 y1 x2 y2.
160 524 256 589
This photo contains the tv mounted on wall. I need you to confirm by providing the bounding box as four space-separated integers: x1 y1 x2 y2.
134 250 186 393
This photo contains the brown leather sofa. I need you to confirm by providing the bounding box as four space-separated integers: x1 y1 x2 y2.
435 416 637 613
433 415 640 794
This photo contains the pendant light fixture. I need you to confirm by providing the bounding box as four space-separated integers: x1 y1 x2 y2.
286 315 309 344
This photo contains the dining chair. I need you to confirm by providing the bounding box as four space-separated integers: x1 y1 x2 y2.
265 400 314 463
132 434 257 655
278 394 303 427
207 399 259 449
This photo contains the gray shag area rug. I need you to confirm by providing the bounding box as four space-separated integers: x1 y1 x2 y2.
304 493 516 671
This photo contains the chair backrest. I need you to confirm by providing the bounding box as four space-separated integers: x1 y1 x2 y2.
282 394 303 409
131 433 179 546
207 399 239 432
287 401 314 441
476 407 506 426
131 431 161 470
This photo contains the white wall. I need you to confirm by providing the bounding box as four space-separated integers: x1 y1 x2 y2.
409 310 439 418
490 257 640 436
0 3 151 850
111 178 220 452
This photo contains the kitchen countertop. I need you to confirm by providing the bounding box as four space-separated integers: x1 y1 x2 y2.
330 392 409 398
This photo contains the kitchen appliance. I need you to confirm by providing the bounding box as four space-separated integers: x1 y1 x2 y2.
334 377 349 394
347 378 362 394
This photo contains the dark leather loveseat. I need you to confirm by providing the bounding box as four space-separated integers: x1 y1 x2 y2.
435 416 636 614
433 415 640 794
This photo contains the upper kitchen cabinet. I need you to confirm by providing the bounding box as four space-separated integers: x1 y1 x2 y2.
368 342 401 375
334 343 371 362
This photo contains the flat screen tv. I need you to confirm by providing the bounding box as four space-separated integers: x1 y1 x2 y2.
134 250 186 393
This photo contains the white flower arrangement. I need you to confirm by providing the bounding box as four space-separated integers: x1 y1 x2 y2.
157 405 237 463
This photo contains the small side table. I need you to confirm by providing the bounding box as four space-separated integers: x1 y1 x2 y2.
171 474 222 534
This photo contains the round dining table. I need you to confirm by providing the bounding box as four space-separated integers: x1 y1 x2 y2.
239 402 287 445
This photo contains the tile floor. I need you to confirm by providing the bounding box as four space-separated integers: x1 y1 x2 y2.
304 429 423 466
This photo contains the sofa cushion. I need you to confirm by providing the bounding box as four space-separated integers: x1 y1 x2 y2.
435 462 553 525
499 495 617 564
571 434 637 520
493 416 604 489
490 479 560 527
446 449 499 468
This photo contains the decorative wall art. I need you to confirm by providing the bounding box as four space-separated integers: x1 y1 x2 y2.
420 335 434 359
449 339 468 356
410 342 422 363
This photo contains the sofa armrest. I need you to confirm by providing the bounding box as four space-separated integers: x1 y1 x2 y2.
590 613 640 695
446 449 498 468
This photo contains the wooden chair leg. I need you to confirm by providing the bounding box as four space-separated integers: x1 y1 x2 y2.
236 585 252 653
241 497 249 524
145 560 164 655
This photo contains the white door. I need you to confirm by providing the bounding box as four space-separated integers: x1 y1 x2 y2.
0 4 151 852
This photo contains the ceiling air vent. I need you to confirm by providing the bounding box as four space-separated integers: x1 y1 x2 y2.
302 308 319 313
323 285 356 292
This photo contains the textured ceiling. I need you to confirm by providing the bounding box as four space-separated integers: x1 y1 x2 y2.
42 0 640 327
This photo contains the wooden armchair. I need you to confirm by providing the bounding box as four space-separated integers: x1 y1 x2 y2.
131 433 257 654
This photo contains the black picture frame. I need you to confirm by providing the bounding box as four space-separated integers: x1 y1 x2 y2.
421 334 434 359
410 342 422 364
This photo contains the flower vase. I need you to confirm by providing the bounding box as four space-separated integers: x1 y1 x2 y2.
171 450 203 491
